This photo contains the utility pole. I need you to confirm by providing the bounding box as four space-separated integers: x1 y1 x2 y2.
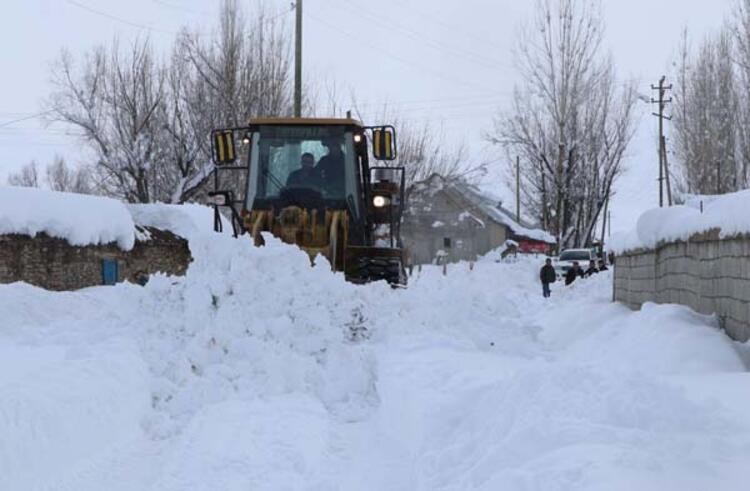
651 76 673 207
515 155 521 223
294 0 303 117
661 136 673 206
717 160 722 194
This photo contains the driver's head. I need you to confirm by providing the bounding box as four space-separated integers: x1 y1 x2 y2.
300 152 315 168
322 137 343 155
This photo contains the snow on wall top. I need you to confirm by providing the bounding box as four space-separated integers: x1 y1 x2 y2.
610 189 750 253
0 186 135 250
128 203 229 242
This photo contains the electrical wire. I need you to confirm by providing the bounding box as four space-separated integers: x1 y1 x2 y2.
66 0 177 35
0 111 54 130
331 0 512 72
306 12 496 94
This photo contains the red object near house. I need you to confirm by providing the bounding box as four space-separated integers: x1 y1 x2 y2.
518 240 552 254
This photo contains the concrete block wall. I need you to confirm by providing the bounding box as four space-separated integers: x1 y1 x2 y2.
614 231 750 341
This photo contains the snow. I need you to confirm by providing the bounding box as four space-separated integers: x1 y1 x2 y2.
2 218 750 489
610 189 750 253
0 185 135 250
431 220 445 228
128 203 229 242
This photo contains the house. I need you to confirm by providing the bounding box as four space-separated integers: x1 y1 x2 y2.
0 187 195 291
401 174 556 265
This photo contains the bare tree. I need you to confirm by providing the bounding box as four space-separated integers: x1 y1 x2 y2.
45 155 92 194
7 161 40 187
673 27 740 194
486 0 636 247
47 39 166 203
171 0 296 201
350 102 481 189
45 0 295 203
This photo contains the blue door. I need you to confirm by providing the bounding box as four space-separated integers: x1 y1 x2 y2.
101 259 119 285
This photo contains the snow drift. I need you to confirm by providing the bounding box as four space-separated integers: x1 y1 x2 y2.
1 205 749 490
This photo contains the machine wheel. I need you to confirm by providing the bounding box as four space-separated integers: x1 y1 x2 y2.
348 255 407 287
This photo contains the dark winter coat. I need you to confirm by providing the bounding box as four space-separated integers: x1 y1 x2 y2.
565 267 583 286
286 166 321 188
584 267 598 277
540 264 556 284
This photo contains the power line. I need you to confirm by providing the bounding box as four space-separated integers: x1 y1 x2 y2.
66 0 176 35
0 111 54 129
306 12 496 94
330 0 511 72
398 2 508 53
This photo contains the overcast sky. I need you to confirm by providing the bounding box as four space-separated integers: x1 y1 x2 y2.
0 0 736 231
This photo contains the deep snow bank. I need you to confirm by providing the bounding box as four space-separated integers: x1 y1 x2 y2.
1 229 749 490
0 185 135 249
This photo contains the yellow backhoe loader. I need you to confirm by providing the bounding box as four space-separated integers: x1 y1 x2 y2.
208 117 407 285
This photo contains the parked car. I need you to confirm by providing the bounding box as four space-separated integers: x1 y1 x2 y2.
554 248 598 278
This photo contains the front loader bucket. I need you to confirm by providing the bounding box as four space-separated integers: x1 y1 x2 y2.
345 246 407 286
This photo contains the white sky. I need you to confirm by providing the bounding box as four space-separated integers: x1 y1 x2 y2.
0 0 736 232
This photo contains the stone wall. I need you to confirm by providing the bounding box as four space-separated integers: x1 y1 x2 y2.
614 230 750 341
0 226 191 291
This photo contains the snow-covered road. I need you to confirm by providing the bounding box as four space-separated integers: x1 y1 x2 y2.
2 234 750 490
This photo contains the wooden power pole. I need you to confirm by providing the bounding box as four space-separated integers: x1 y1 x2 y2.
294 0 303 117
516 155 521 223
651 76 673 207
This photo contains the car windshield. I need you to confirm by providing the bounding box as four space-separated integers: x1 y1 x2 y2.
559 250 591 261
254 125 353 201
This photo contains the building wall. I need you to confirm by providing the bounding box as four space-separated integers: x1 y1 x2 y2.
402 190 507 265
0 227 191 291
614 230 750 341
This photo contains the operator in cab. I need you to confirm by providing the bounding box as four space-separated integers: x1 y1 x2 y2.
315 136 346 195
286 152 319 188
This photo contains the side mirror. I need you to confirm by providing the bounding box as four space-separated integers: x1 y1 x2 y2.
212 130 237 165
372 126 397 161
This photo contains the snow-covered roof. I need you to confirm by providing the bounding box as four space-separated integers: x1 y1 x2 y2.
0 186 136 250
610 189 750 253
416 174 556 244
0 186 228 251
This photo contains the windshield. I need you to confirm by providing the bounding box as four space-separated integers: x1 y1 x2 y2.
252 125 355 202
559 250 591 261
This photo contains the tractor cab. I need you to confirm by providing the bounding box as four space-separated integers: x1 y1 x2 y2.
209 117 407 285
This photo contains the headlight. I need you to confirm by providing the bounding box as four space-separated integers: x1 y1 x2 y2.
373 195 388 207
208 194 227 206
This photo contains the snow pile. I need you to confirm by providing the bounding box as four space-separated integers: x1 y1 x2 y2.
611 189 750 253
476 239 520 263
0 185 135 250
2 222 750 489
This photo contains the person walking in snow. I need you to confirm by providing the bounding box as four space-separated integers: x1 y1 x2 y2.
539 258 556 298
565 261 583 286
598 259 609 272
